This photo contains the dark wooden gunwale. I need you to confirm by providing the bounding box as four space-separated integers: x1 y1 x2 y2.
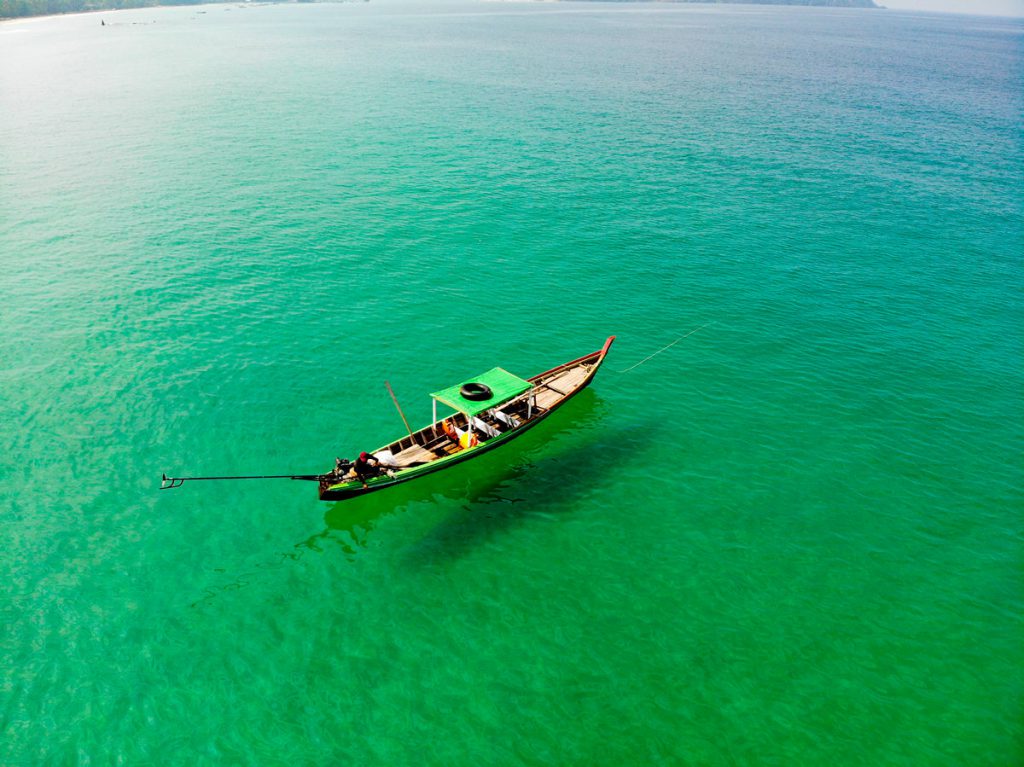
318 336 615 502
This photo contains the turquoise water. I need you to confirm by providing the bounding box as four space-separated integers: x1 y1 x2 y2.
1 2 1022 763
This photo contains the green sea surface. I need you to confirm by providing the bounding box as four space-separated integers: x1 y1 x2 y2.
1 2 1022 764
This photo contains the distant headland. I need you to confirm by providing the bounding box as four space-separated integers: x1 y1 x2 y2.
574 0 880 6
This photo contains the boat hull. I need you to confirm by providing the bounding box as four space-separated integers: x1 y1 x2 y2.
318 336 615 502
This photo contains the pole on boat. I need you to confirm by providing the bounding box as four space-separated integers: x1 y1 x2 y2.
385 380 415 439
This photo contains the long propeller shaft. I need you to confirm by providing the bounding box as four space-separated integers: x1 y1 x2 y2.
160 473 324 490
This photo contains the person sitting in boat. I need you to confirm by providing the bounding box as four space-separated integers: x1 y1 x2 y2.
333 457 352 478
441 419 478 450
352 451 382 488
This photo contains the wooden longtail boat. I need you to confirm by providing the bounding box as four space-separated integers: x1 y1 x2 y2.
160 336 615 502
318 335 616 501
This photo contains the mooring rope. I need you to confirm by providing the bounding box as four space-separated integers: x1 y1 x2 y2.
617 322 713 374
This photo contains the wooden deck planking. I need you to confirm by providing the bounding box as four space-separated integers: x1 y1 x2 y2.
543 365 590 392
392 444 437 466
533 388 562 409
531 363 593 409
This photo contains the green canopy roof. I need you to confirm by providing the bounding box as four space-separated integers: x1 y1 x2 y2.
431 367 533 417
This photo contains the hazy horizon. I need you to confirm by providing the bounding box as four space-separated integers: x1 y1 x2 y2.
881 0 1024 17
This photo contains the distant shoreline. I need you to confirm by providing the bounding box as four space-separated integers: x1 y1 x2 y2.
1 0 879 24
0 2 223 23
0 0 362 24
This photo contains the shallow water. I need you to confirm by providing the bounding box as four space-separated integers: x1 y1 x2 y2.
1 2 1022 764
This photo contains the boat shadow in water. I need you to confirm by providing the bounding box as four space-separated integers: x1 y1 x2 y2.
402 418 648 567
401 395 655 561
305 390 640 557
